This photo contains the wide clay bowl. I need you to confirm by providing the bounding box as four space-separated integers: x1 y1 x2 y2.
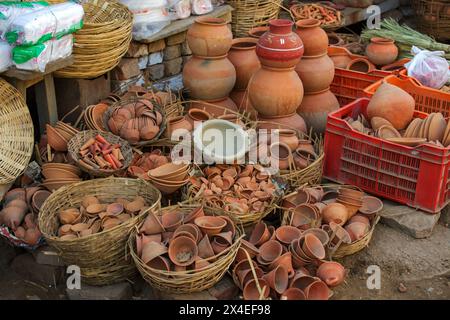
338 187 364 199
194 216 226 236
168 235 198 267
42 167 80 180
275 226 302 245
42 163 81 176
258 240 283 262
282 190 310 208
359 196 383 216
150 179 189 195
183 206 205 224
148 162 189 179
301 233 325 260
302 228 329 246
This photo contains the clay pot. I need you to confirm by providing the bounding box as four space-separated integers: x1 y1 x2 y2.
269 252 294 277
190 98 238 118
295 19 328 56
297 88 339 134
198 234 215 259
295 53 334 92
186 17 233 57
304 280 329 300
290 274 316 290
165 116 193 139
249 221 271 246
194 216 226 236
174 224 200 243
293 149 317 170
0 206 27 230
141 241 168 264
327 33 344 46
275 129 299 151
229 90 257 120
249 66 303 117
303 228 329 246
346 58 375 73
365 37 398 66
183 55 236 100
345 222 369 242
275 226 302 245
349 214 370 226
262 264 289 294
281 288 306 300
236 268 264 289
161 211 183 231
282 190 310 208
243 278 270 300
228 38 261 90
329 221 352 245
302 234 325 260
328 46 353 68
140 213 165 235
322 203 348 225
183 206 205 224
269 142 292 170
186 108 211 128
147 256 171 271
316 261 346 287
257 112 307 135
258 240 283 263
168 235 198 266
23 228 41 245
366 82 415 130
290 204 317 230
248 26 269 39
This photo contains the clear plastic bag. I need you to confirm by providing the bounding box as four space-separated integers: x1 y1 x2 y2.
167 0 191 20
0 40 12 72
191 0 213 15
405 46 450 89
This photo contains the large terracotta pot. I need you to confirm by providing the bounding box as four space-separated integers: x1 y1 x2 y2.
295 19 328 56
248 66 304 117
257 112 307 134
366 82 415 130
297 88 339 134
256 19 304 68
190 97 238 117
186 17 233 57
295 53 334 92
365 37 398 66
228 38 261 90
230 89 257 120
183 55 236 100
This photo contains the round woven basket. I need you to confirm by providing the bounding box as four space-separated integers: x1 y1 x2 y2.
67 130 133 177
54 0 133 79
129 204 243 293
38 177 161 286
227 0 283 37
0 79 34 184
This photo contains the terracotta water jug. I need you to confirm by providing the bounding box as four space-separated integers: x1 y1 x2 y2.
295 53 335 92
365 37 398 66
187 17 233 57
295 19 328 56
256 19 304 68
228 38 261 90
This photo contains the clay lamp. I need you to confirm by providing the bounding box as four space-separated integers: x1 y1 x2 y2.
262 264 289 294
243 278 270 300
168 235 198 267
304 280 330 300
194 216 227 236
275 226 302 245
268 252 295 278
161 211 184 232
140 212 165 235
249 221 271 246
302 228 330 246
220 215 236 238
289 274 317 291
236 267 264 289
316 261 346 287
257 240 283 264
197 234 215 259
302 233 326 260
136 233 162 256
280 288 306 300
289 243 310 268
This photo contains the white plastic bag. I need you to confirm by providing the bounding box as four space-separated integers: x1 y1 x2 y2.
405 46 450 89
0 40 12 72
191 0 213 15
168 0 191 20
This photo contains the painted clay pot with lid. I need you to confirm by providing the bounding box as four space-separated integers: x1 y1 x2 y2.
297 88 339 134
295 53 335 92
248 66 304 117
295 19 328 56
228 38 261 90
187 17 233 57
182 55 236 101
365 37 398 66
366 82 415 130
256 19 304 68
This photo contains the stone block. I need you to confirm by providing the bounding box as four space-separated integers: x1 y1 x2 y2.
182 55 192 65
138 56 149 70
111 58 140 80
181 41 192 56
148 39 166 53
32 245 65 266
166 32 186 46
147 64 165 81
163 45 181 61
152 73 183 92
66 282 133 300
207 276 238 300
379 200 441 238
164 57 182 77
11 253 64 286
125 41 148 58
148 51 163 66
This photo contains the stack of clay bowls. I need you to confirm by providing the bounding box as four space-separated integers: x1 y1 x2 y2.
41 163 82 191
147 162 190 195
335 187 364 220
136 206 236 271
84 103 109 131
46 122 80 152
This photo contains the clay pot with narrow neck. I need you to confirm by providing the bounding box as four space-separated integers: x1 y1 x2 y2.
187 17 233 57
297 88 339 134
165 116 193 139
183 55 236 101
228 38 260 90
248 66 304 117
295 19 328 56
186 108 211 128
229 89 257 120
295 53 335 92
190 97 238 118
256 19 304 68
365 37 398 66
257 112 307 135
248 26 269 39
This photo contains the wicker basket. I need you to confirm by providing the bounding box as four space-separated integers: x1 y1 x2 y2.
227 0 283 37
54 0 133 79
38 177 161 285
290 3 344 31
67 130 133 177
129 204 243 293
412 0 450 42
0 79 34 184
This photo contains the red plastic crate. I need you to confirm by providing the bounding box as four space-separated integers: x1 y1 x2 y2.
323 98 450 213
364 75 450 117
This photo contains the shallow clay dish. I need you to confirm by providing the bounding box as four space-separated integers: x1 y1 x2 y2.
385 137 427 147
422 113 434 139
148 163 189 179
359 196 383 215
370 117 392 131
404 118 421 138
428 112 446 141
411 118 423 138
377 125 401 139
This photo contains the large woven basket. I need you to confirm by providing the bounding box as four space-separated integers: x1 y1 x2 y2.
227 0 283 37
38 178 161 286
129 204 243 293
54 0 133 79
0 79 34 184
67 130 133 177
412 0 450 42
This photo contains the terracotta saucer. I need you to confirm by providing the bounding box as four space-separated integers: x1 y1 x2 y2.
441 119 450 145
404 118 421 138
422 113 434 139
428 113 446 141
385 137 427 147
411 118 423 138
370 117 392 131
377 125 401 139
